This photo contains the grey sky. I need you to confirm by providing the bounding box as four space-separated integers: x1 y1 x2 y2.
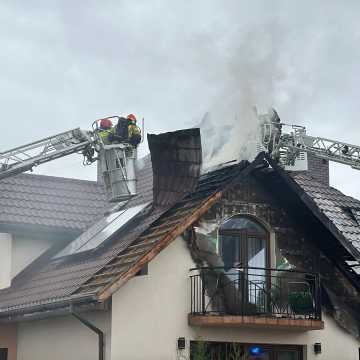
1 1 359 198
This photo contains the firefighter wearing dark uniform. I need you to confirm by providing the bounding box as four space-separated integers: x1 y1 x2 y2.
110 114 141 147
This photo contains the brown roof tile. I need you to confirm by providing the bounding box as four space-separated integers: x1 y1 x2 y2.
0 173 108 231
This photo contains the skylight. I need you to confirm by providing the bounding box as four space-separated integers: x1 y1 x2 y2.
55 202 150 258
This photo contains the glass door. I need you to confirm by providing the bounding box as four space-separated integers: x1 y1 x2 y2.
191 342 303 360
219 216 269 315
247 234 267 307
0 349 8 360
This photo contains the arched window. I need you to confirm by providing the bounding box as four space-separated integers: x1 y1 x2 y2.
219 215 269 270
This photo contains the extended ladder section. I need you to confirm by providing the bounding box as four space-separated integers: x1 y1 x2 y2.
0 117 140 203
295 133 360 170
0 128 93 180
259 109 360 170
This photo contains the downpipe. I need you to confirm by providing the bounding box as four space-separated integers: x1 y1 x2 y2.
71 308 104 360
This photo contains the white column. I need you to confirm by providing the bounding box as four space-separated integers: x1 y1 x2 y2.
0 233 12 289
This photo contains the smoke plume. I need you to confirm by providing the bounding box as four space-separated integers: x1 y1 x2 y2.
199 21 290 169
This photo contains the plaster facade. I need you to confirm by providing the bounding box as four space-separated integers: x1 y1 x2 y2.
0 324 16 360
0 232 54 289
0 233 12 289
11 235 52 278
111 237 360 360
16 311 111 360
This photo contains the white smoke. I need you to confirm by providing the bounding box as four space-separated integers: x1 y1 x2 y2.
199 21 298 169
200 108 260 169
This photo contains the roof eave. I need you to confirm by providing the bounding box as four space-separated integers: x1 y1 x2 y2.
264 153 360 261
0 293 99 322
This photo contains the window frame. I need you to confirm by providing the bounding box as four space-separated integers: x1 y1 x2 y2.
0 348 8 360
218 215 271 269
190 341 303 360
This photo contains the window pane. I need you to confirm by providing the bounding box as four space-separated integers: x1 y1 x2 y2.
277 351 298 360
248 237 266 268
220 235 240 269
221 216 266 234
247 237 267 305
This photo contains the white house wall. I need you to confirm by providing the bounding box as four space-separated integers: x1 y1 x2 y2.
17 311 111 360
11 235 52 278
0 233 12 289
111 236 360 360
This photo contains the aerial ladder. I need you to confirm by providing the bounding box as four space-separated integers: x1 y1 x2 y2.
0 117 143 202
257 108 360 171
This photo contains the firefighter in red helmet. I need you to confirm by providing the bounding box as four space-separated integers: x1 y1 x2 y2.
98 118 114 144
101 114 141 147
127 113 136 122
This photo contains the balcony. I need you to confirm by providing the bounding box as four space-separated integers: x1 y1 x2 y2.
189 266 324 331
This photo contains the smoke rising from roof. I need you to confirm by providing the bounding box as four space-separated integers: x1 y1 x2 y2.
0 1 359 197
199 21 289 168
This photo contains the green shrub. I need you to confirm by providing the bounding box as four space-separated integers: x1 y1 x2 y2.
192 341 207 360
288 291 313 314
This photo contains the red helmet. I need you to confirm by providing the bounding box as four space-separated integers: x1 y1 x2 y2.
100 118 113 129
127 114 137 122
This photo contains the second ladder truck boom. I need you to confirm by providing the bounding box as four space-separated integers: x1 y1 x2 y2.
258 108 360 171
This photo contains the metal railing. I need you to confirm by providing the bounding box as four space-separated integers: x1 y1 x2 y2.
189 266 321 320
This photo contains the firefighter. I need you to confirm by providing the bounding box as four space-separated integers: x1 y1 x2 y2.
98 118 114 144
107 114 142 147
126 114 141 147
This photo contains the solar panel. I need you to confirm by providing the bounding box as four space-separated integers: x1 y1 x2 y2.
55 202 150 258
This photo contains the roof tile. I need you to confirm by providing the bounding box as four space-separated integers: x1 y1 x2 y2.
291 172 360 253
0 173 108 231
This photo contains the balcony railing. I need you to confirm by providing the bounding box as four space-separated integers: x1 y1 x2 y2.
189 266 321 321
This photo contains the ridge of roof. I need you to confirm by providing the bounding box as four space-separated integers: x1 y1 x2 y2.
0 172 102 186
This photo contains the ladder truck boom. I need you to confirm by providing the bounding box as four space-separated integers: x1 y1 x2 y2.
293 134 360 170
259 108 360 171
0 115 144 203
0 128 94 180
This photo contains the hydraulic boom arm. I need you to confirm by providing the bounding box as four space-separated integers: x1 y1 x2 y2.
0 128 94 180
0 117 140 203
295 133 360 170
259 109 360 170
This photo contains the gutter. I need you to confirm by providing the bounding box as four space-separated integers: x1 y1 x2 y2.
0 294 99 322
71 307 105 360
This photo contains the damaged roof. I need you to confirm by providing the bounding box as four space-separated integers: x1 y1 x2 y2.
256 154 360 289
0 173 108 232
0 128 209 318
1 145 360 319
0 161 247 317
